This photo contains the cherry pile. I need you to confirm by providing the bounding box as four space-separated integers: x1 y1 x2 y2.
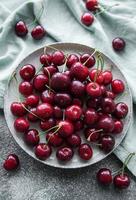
10 47 129 163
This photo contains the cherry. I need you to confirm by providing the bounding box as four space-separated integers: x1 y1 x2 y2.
111 79 125 94
80 53 95 68
50 72 71 91
41 90 54 104
98 115 114 132
102 70 113 85
52 51 65 66
40 53 52 65
58 120 74 138
81 12 94 26
46 132 63 147
27 108 39 122
19 81 33 96
113 174 130 189
14 117 29 132
36 103 53 119
31 25 45 40
24 129 39 146
78 143 93 160
66 54 79 68
112 37 125 51
43 65 58 77
112 119 123 134
65 105 83 121
74 119 84 131
97 168 112 185
114 102 128 119
15 21 28 37
33 74 49 91
53 106 63 119
70 62 89 82
104 90 116 99
86 97 100 109
35 143 52 160
25 94 39 107
86 82 102 98
40 118 56 131
10 102 27 116
85 128 101 142
99 134 115 152
101 98 115 114
54 93 72 108
20 64 35 81
70 80 85 97
56 146 73 161
89 69 104 84
86 0 98 11
84 108 98 125
3 154 19 171
66 134 81 148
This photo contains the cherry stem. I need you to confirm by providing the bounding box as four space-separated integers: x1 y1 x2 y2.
43 67 51 91
43 45 68 59
43 125 60 134
87 129 103 141
112 168 122 176
45 84 55 93
62 109 65 120
95 3 119 17
35 65 44 75
121 152 135 176
46 125 61 144
83 49 97 66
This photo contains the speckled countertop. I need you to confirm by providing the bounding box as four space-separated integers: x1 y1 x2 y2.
0 110 136 200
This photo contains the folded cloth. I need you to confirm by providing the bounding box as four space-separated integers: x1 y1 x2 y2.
0 0 136 175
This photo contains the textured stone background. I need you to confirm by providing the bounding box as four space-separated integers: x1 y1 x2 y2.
0 110 136 200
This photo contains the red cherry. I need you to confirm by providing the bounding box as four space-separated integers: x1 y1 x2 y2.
40 54 52 65
72 98 83 107
53 106 63 119
98 115 114 132
58 120 74 138
74 119 84 131
84 108 98 125
66 54 79 68
104 90 116 99
19 81 33 96
24 129 39 146
66 134 81 148
85 128 101 142
86 97 100 109
97 168 112 185
56 146 73 161
113 174 130 189
41 90 54 104
54 93 72 108
114 102 128 119
78 143 93 160
33 74 49 91
3 154 19 171
101 98 115 114
52 51 65 66
81 12 94 26
25 94 39 107
102 70 113 85
10 102 27 116
100 85 106 96
86 82 102 98
36 103 53 119
86 0 98 11
111 79 125 94
27 108 39 122
19 64 35 81
80 53 95 68
35 143 52 160
40 118 56 131
14 117 29 132
112 37 125 51
99 134 115 152
15 21 28 37
65 105 83 121
46 132 63 147
31 25 45 40
43 65 58 77
112 119 123 134
70 80 85 97
89 69 104 84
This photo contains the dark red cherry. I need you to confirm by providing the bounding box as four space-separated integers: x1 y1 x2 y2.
102 70 113 85
65 105 83 121
86 82 102 98
104 90 116 99
74 120 84 131
25 94 39 107
3 154 19 171
72 98 83 107
56 146 73 161
86 0 98 11
25 129 39 146
10 102 27 116
46 132 63 147
70 62 89 81
81 12 94 26
35 143 52 160
53 106 63 119
58 120 74 138
111 79 125 94
70 80 85 97
36 103 53 119
80 53 95 68
33 74 49 91
113 174 130 189
27 108 39 122
89 69 104 84
41 90 54 104
31 25 45 40
66 134 81 148
14 117 29 132
15 21 28 37
39 118 56 131
85 128 101 142
112 119 123 134
84 108 98 125
19 81 33 96
99 134 115 152
43 65 58 77
86 98 100 109
50 72 71 91
97 168 112 185
101 98 115 114
78 143 93 160
40 53 52 65
54 93 72 108
20 64 35 80
66 54 79 68
112 37 125 51
100 85 106 96
98 115 114 132
52 51 65 66
114 102 128 119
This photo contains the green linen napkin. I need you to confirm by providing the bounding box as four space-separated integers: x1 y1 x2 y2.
0 0 136 175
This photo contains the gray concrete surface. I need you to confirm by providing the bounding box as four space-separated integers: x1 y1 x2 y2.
0 110 136 200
